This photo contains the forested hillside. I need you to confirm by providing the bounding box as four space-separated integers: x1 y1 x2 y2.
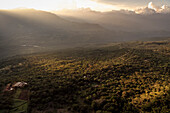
0 40 169 113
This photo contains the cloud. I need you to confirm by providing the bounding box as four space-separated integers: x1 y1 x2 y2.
91 0 170 12
135 2 170 14
91 0 170 7
92 0 144 5
148 2 159 11
135 7 156 14
161 5 170 13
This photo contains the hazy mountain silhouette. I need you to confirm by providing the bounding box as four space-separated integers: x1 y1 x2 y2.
55 9 170 32
0 9 170 58
0 9 116 58
0 9 111 43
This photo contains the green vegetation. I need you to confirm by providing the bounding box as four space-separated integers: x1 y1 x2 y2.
13 89 22 99
0 40 169 113
10 99 28 113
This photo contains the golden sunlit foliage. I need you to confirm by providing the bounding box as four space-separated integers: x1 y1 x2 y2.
0 40 169 113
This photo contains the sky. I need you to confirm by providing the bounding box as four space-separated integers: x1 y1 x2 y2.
0 0 170 11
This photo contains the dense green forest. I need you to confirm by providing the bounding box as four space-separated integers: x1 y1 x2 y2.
0 40 169 113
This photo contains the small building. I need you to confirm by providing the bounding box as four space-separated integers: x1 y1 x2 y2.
12 82 27 88
4 82 28 92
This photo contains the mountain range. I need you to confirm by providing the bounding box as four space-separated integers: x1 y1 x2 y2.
0 9 170 58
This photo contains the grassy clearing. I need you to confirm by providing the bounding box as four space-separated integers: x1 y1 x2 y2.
13 89 22 99
10 99 28 113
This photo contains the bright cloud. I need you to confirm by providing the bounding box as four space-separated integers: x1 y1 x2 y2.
148 2 158 11
135 2 170 14
91 0 170 7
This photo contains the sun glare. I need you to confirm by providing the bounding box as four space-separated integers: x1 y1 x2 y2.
76 0 119 11
0 0 119 11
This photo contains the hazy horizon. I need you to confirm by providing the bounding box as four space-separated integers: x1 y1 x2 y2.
0 0 170 12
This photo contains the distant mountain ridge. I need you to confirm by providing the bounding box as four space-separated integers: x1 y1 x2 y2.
0 9 115 58
54 9 170 32
0 9 170 58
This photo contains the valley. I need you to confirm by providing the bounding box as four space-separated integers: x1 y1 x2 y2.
0 40 169 113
